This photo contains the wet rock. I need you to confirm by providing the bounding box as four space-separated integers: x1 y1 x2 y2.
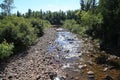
69 41 73 44
49 42 52 44
48 72 57 80
64 50 69 53
78 64 87 69
104 75 113 80
87 71 94 79
54 76 65 80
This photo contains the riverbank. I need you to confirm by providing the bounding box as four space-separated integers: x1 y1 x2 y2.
78 35 120 80
0 28 58 80
0 28 120 80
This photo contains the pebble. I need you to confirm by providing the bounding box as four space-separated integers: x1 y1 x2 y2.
78 64 87 69
87 71 94 75
103 67 108 72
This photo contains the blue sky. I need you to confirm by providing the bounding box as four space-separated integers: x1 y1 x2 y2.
0 0 80 13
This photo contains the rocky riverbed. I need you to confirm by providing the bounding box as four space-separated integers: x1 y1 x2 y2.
0 28 120 80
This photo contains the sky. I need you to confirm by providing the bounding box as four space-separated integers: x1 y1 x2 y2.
0 0 80 13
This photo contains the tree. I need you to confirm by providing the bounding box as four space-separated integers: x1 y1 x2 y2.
26 9 32 18
92 0 96 13
0 0 14 15
98 0 120 51
80 0 85 10
16 11 21 17
80 0 97 12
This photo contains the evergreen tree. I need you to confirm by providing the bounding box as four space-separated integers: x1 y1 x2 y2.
80 0 85 10
99 0 120 49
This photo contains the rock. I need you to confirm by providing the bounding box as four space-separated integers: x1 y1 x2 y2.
54 76 65 80
75 77 79 80
36 75 41 80
103 68 108 72
49 42 52 44
69 41 73 44
87 60 93 65
104 75 113 80
35 50 39 53
48 72 57 80
78 64 87 69
87 71 94 78
87 71 94 75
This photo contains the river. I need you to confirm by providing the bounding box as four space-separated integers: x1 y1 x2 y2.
48 28 88 80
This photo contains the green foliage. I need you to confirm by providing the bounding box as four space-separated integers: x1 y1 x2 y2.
0 16 51 53
0 16 37 50
23 9 80 25
81 11 103 27
29 18 51 36
80 11 103 38
63 19 86 36
29 18 44 37
63 19 77 31
98 0 120 49
80 0 97 12
0 40 14 59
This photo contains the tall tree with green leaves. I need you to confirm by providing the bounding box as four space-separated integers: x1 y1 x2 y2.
80 0 85 10
0 0 14 15
80 0 97 12
99 0 120 49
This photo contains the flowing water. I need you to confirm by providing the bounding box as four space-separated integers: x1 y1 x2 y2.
48 28 87 79
48 28 120 80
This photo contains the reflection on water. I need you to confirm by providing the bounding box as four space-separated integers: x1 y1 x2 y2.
49 28 84 70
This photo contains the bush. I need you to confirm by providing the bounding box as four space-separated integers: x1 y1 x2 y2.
0 40 14 59
63 19 77 31
29 18 51 36
0 16 37 50
63 19 86 36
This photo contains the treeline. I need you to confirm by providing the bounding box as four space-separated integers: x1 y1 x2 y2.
15 9 79 25
0 0 51 59
63 0 120 56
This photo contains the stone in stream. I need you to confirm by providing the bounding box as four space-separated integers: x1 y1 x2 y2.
48 72 57 80
87 71 95 80
53 76 65 80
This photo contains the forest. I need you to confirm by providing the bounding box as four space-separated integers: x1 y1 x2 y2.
0 0 120 59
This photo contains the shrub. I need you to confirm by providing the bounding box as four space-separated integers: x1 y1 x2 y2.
0 16 37 50
63 19 77 31
0 40 14 59
29 18 51 37
63 19 86 36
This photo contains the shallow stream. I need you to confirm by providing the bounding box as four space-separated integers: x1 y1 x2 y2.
48 28 86 79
